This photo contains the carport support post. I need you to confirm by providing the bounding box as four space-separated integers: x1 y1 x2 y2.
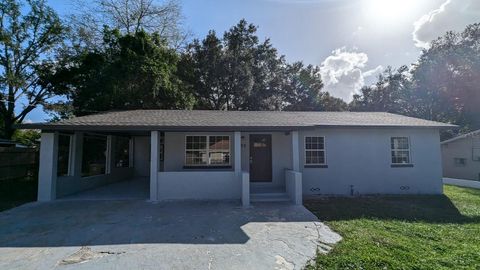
150 131 160 201
38 132 58 201
291 131 300 171
72 132 84 177
235 131 249 207
234 131 241 175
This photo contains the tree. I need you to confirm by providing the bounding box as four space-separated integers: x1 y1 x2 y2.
319 92 348 111
184 20 307 111
183 21 256 110
183 19 347 112
349 23 480 138
70 0 188 50
52 29 194 116
283 62 346 111
0 0 66 139
350 66 411 114
12 129 40 146
185 20 267 110
410 24 480 132
244 36 287 110
180 31 227 110
283 62 322 111
221 20 258 110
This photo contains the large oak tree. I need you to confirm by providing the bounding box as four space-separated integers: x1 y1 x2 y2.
0 0 66 139
53 29 194 116
350 23 480 138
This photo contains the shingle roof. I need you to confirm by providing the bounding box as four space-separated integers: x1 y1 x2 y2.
17 110 456 131
441 129 480 144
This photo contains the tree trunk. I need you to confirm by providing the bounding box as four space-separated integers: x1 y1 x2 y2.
3 115 15 139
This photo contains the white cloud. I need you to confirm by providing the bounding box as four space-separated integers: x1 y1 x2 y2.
413 0 480 48
319 48 382 102
363 65 383 78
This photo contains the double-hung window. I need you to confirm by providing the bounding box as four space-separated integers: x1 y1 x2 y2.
391 137 411 164
305 136 326 165
185 135 230 166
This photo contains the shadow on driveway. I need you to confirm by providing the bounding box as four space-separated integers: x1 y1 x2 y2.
0 200 323 247
0 200 342 270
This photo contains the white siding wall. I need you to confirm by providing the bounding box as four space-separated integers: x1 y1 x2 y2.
154 132 238 200
153 128 443 200
299 127 443 195
157 171 239 200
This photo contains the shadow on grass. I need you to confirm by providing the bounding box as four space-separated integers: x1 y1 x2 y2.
305 194 480 224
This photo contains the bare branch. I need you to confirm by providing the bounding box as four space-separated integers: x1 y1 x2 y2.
69 0 189 50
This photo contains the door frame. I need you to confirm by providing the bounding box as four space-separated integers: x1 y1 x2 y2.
249 134 273 182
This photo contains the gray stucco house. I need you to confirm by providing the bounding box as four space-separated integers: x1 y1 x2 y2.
20 110 454 206
441 129 480 181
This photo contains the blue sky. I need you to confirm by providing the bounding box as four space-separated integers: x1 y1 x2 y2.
23 0 479 122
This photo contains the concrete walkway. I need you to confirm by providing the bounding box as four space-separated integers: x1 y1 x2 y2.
444 177 480 189
0 201 341 270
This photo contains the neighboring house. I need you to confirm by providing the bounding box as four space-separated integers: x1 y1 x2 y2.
441 130 480 181
18 110 454 205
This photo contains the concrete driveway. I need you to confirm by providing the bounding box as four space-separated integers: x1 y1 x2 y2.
0 201 341 270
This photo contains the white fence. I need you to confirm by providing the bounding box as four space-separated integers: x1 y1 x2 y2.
443 177 480 189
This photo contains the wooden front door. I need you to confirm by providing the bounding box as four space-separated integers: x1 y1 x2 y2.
249 134 272 182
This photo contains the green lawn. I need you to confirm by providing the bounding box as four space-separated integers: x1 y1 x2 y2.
305 185 480 270
0 179 37 212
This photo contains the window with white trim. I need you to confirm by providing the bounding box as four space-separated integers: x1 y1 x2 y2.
185 135 230 166
391 137 411 164
305 136 326 165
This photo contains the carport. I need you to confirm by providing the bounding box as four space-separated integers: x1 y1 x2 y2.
37 129 158 201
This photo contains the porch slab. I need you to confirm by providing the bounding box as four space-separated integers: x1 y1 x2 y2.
0 200 341 270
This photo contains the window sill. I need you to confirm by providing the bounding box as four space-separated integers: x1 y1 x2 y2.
391 164 414 168
304 164 328 168
183 166 232 170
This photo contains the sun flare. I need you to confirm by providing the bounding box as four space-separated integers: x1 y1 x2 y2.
364 0 418 23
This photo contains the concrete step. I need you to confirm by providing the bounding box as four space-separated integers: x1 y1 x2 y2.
250 192 291 202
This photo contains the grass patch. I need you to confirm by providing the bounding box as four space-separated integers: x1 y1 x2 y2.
0 179 37 211
305 185 480 270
